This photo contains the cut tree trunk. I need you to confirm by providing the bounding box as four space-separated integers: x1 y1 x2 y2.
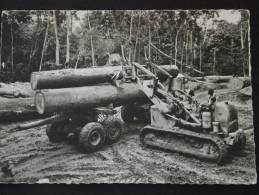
31 65 179 90
31 66 123 90
35 83 149 114
0 97 46 123
227 77 251 90
0 88 33 98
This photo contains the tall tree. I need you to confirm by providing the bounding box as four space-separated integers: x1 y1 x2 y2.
39 14 50 71
174 21 185 65
28 11 41 71
87 12 95 67
0 12 3 70
10 19 14 72
247 19 251 77
53 10 60 65
65 11 71 64
129 11 133 42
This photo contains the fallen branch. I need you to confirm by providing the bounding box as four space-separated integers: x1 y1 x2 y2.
9 114 67 133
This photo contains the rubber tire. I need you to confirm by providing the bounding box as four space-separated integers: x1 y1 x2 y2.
102 116 123 145
121 105 135 123
78 122 106 153
46 122 66 142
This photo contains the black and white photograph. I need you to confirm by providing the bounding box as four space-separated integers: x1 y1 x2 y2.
0 9 256 184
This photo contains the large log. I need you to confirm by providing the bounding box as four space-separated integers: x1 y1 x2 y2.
0 88 33 98
227 77 251 90
31 65 179 90
35 83 149 114
0 98 46 123
0 82 34 98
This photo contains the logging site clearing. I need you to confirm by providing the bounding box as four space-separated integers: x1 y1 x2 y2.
0 10 256 184
0 79 256 184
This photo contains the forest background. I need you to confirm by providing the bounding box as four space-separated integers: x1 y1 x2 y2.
0 10 250 82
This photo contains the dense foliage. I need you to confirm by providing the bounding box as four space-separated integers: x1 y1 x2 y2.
0 10 250 82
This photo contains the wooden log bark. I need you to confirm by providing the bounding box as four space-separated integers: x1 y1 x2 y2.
31 66 120 90
0 88 33 98
35 83 149 114
31 65 179 90
227 77 251 90
0 98 46 123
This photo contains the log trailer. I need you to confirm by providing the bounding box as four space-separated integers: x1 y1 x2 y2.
11 61 246 164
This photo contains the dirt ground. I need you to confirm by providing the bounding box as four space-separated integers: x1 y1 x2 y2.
0 82 257 184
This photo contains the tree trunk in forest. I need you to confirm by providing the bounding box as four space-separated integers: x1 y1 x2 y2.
148 18 151 60
190 31 193 67
29 13 40 72
31 65 179 90
129 10 133 42
138 34 141 62
180 38 184 73
203 25 208 44
10 21 14 73
74 51 81 69
87 13 95 67
53 10 60 66
174 30 179 66
70 12 73 33
35 83 148 114
174 22 185 66
185 31 189 66
199 44 202 73
39 15 50 71
170 35 173 65
0 14 3 70
194 39 197 63
240 23 244 49
65 11 71 64
213 48 216 73
247 20 251 77
133 16 140 62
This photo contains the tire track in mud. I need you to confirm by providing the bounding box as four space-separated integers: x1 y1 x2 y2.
0 117 257 184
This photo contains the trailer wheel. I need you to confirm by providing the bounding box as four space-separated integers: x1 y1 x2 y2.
78 122 106 153
46 122 66 142
121 105 135 123
102 116 123 144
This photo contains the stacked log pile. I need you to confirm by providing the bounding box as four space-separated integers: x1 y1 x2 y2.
0 65 179 122
32 65 178 114
30 65 178 90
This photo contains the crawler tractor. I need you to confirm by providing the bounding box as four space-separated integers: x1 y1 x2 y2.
120 61 246 164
